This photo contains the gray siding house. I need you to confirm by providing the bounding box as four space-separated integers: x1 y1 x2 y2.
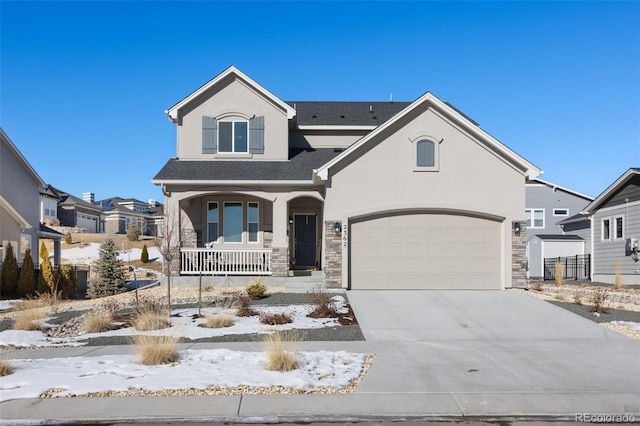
584 168 640 285
153 66 541 290
0 129 62 266
525 178 594 279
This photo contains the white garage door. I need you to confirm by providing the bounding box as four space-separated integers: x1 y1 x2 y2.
350 213 501 289
77 214 98 233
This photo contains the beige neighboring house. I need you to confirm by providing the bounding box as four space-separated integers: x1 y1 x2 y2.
153 66 541 290
0 128 63 267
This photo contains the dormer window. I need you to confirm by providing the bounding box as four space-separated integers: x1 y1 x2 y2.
219 121 248 153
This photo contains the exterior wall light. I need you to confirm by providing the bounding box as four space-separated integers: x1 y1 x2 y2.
334 221 342 236
514 222 521 236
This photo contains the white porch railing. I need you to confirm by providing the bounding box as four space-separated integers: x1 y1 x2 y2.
180 248 272 275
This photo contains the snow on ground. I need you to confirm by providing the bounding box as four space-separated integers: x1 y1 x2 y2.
0 296 349 348
0 301 14 311
59 243 162 265
612 320 640 331
0 349 367 401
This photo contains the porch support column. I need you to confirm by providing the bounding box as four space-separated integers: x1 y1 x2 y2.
53 239 61 267
271 197 289 277
512 220 527 288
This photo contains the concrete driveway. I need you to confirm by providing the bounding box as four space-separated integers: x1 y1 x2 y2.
346 290 640 416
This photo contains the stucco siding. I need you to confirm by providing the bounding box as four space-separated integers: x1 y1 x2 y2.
0 136 41 263
525 183 592 237
323 106 526 288
592 203 640 284
177 78 289 161
289 130 367 149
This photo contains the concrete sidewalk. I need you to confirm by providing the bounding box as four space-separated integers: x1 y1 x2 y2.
1 291 639 423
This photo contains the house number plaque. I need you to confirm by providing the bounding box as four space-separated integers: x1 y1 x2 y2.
342 224 348 247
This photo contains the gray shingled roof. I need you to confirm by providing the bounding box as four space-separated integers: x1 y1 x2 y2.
287 101 410 126
533 234 584 241
154 149 343 182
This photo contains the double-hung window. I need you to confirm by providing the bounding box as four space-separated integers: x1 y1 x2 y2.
526 209 544 228
602 218 611 241
614 216 624 239
219 121 248 153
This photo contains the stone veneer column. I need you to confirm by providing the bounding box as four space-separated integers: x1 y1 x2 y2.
324 221 343 288
271 246 289 277
512 220 527 288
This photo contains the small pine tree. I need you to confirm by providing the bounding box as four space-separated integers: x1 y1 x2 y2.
87 238 127 298
17 248 36 298
1 242 19 297
140 244 149 263
37 242 56 294
65 231 72 245
58 265 77 299
127 220 140 241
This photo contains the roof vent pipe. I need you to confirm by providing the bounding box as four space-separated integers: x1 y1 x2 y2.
369 105 373 113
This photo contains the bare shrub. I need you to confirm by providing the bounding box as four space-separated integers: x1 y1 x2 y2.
0 359 13 376
133 334 180 365
307 288 337 318
572 288 584 305
135 311 171 331
259 311 293 325
554 293 567 301
202 284 214 292
590 287 609 314
13 297 47 311
84 312 113 333
14 309 44 331
529 281 543 292
232 292 257 317
135 294 164 315
201 313 235 329
554 262 564 286
262 330 298 372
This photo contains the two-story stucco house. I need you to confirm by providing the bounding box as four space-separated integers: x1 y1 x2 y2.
583 168 640 285
152 66 541 290
525 178 594 279
1 128 63 266
96 196 164 236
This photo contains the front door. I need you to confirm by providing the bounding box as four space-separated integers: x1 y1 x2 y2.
294 214 317 268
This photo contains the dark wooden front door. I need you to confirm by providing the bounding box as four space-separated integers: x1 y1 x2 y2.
294 214 316 267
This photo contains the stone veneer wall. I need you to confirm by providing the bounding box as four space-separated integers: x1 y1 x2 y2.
512 221 527 288
271 246 289 277
324 221 343 288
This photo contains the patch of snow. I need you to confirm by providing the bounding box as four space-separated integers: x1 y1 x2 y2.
611 321 640 331
0 300 16 311
59 243 162 265
0 349 367 401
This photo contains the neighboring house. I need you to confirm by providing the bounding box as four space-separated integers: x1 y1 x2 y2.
583 168 640 285
0 128 63 266
40 185 61 226
55 189 104 233
152 66 541 290
95 196 164 236
525 178 594 279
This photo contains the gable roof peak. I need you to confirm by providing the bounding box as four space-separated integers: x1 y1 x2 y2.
166 65 296 122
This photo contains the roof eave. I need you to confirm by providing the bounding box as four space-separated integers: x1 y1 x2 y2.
583 168 640 214
152 179 316 186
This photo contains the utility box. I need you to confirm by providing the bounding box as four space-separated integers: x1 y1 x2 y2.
625 238 639 256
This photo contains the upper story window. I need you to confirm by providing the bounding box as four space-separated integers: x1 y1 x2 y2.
553 208 569 216
202 116 264 155
602 218 611 241
411 135 441 172
526 209 544 228
219 121 248 153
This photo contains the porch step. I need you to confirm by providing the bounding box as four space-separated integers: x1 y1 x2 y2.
284 271 325 293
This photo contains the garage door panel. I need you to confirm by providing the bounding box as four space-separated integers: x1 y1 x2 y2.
351 213 501 290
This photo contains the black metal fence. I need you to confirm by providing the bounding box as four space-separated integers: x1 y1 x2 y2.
544 254 591 281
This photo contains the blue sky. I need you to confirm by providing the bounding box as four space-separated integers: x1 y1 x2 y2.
1 1 639 203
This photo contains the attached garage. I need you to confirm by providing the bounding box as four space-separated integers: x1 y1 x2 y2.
77 214 98 233
350 212 502 290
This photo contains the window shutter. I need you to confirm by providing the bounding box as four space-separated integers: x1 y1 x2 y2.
202 116 217 154
249 116 265 154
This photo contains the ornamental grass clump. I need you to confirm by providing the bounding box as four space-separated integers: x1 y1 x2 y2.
246 278 266 300
84 312 113 333
201 313 235 329
554 261 564 286
613 261 625 289
0 359 13 377
262 330 299 372
134 311 171 331
133 334 180 365
14 309 44 331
